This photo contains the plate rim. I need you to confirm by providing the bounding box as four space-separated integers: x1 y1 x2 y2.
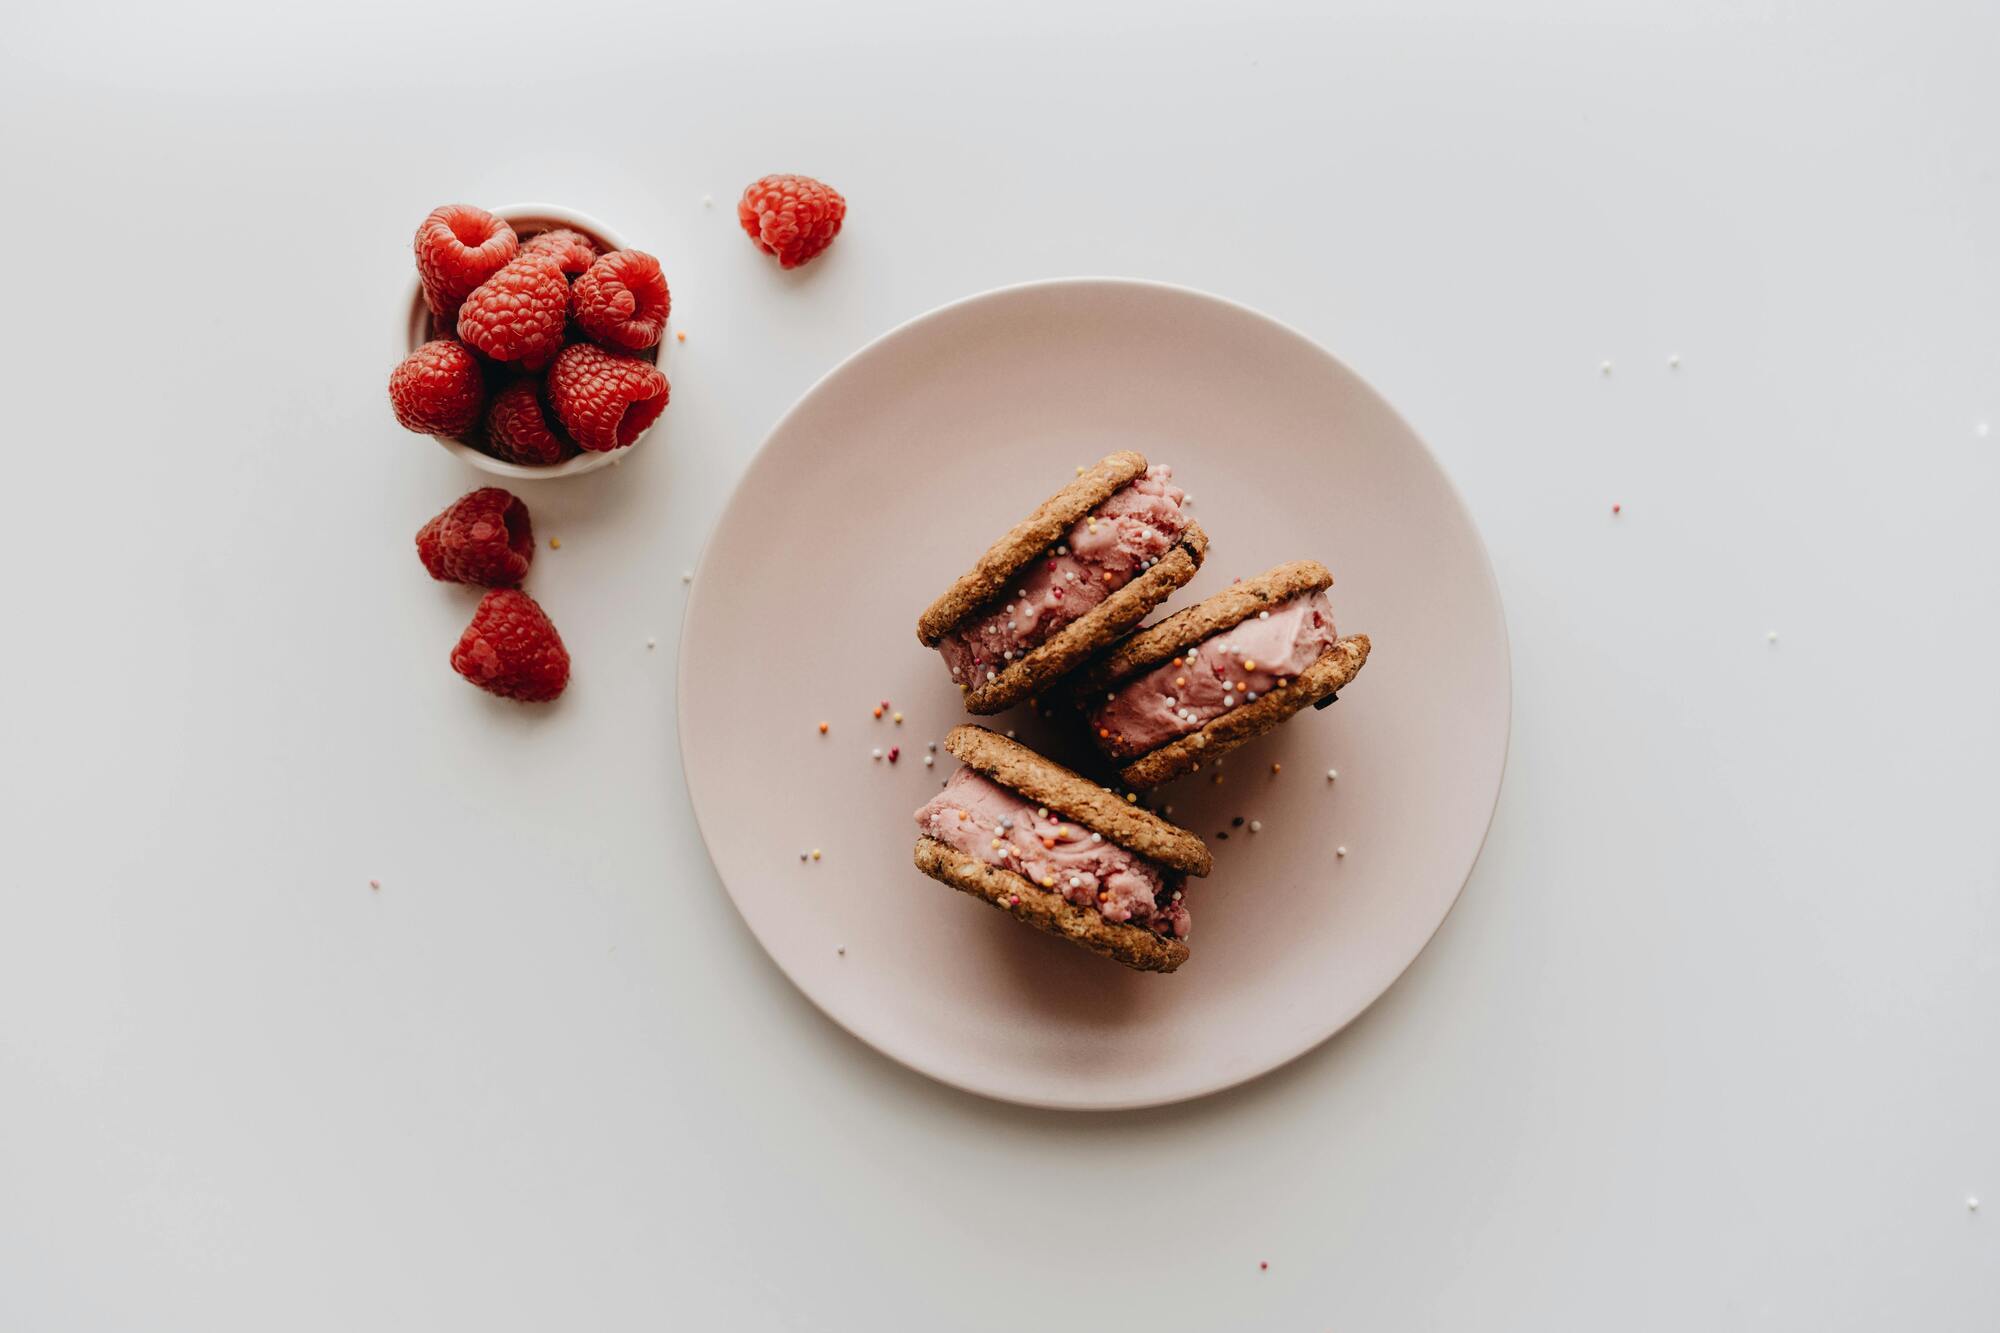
678 275 1513 1111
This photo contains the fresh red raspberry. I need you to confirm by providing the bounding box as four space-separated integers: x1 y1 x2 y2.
483 381 576 467
415 205 518 322
456 252 570 366
521 227 599 279
738 174 846 269
547 342 669 451
414 487 534 587
573 250 671 351
451 589 570 702
389 339 486 436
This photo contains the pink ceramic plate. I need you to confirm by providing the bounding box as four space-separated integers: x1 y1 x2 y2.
679 279 1509 1110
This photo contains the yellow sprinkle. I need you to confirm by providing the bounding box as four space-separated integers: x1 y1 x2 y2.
810 849 822 860
990 838 1002 849
1041 877 1056 888
1242 659 1256 671
892 711 903 723
1075 465 1086 475
1125 793 1137 803
549 537 561 549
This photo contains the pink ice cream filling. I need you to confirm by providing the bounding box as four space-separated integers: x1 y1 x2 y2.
937 465 1188 689
915 767 1191 939
1085 589 1340 760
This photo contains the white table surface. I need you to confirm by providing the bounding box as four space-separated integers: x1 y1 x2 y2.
4 1 1996 1327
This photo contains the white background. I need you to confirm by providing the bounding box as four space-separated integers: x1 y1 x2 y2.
3 0 1996 1327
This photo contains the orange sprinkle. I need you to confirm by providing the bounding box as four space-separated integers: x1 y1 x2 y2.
1271 762 1282 774
1175 676 1187 688
1041 837 1056 850
1102 572 1114 583
872 706 883 718
676 331 687 343
817 722 829 734
549 537 561 549
1242 659 1257 671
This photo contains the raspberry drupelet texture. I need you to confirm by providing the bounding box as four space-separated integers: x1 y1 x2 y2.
452 589 570 702
520 227 599 279
738 174 846 269
389 339 486 437
573 250 671 351
456 252 571 368
483 381 576 467
414 488 534 587
547 342 669 451
415 205 518 323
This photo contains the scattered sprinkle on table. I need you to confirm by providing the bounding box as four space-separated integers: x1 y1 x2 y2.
1259 1261 1269 1272
873 705 884 719
887 747 900 763
646 637 656 650
1668 353 1681 369
1327 768 1339 781
893 711 904 724
923 755 934 767
1249 820 1262 833
811 849 822 861
1270 762 1281 775
549 537 561 549
1970 1196 1981 1211
872 748 883 761
1336 845 1348 857
1600 360 1613 376
836 945 845 955
676 331 687 343
1612 503 1622 515
1768 630 1779 643
681 570 692 584
1232 816 1244 827
818 722 829 734
702 193 714 208
369 879 380 891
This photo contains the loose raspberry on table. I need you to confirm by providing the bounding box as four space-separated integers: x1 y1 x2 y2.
520 227 599 279
456 252 570 367
414 487 534 587
451 589 570 702
547 342 669 451
483 381 576 467
415 205 518 323
738 174 846 269
573 250 670 351
389 339 485 437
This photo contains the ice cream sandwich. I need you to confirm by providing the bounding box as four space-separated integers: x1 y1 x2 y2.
913 725 1213 972
917 452 1207 715
1073 561 1371 789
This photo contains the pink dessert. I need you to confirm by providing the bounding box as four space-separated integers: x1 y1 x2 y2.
1085 589 1340 760
914 767 1190 939
936 465 1188 689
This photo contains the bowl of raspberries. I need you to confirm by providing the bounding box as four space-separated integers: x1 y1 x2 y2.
390 202 672 479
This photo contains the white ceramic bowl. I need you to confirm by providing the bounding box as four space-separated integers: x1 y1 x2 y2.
402 202 668 481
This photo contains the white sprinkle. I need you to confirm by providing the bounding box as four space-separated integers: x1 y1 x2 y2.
871 748 882 760
1005 729 1016 738
836 945 845 955
1768 630 1779 643
1171 889 1183 901
1165 697 1177 708
1223 694 1235 706
1336 845 1348 857
681 570 693 583
1326 768 1338 781
1057 545 1068 555
645 637 656 649
1600 360 1613 376
1163 805 1174 815
1978 421 1990 438
1249 820 1262 833
1089 832 1102 843
1668 353 1681 369
1971 1196 1982 1211
923 755 934 767
951 667 961 678
1069 876 1084 889
926 741 937 751
1246 691 1258 701
1017 589 1027 599
702 194 714 208
1183 495 1195 506
1007 622 1017 631
1037 808 1048 818
987 670 997 681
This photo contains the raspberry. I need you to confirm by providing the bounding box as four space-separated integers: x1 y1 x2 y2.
451 589 569 702
456 252 570 366
738 174 846 269
573 250 671 351
547 342 669 451
521 227 599 278
414 487 534 587
483 381 576 467
415 205 518 322
389 339 485 436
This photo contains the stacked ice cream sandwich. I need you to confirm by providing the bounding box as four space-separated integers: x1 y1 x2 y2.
912 455 1370 972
